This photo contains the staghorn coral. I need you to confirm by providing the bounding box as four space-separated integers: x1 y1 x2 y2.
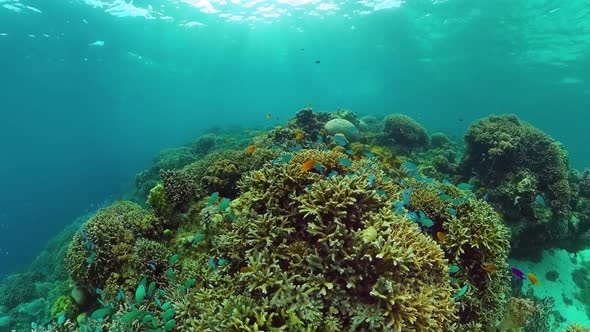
64 201 156 293
403 179 511 329
383 114 429 152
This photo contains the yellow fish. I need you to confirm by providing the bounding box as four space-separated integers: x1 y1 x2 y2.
246 145 256 154
301 160 317 172
436 232 446 242
528 273 539 285
266 113 271 119
295 132 305 140
482 264 497 272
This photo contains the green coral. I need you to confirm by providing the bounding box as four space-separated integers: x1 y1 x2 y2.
50 295 77 319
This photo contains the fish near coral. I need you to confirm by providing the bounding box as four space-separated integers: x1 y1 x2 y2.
511 267 525 280
528 273 539 285
482 264 497 272
246 145 257 154
295 132 305 140
436 231 446 242
301 160 317 172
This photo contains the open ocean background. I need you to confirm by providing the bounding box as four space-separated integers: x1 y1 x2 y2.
1 0 589 280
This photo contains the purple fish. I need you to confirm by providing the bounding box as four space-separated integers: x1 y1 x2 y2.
511 267 525 280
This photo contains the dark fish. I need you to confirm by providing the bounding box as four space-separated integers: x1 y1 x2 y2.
315 60 320 64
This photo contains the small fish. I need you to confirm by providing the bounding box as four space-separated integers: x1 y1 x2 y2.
314 162 325 174
420 218 434 227
224 138 230 144
442 179 452 185
148 281 156 297
511 267 525 280
457 183 473 191
240 266 253 273
91 307 111 319
254 172 264 180
403 161 418 174
439 194 452 201
135 283 146 304
365 152 375 159
57 313 65 325
120 310 141 323
164 319 176 330
192 233 204 245
535 195 545 206
528 273 539 285
327 170 338 178
338 158 352 167
290 145 302 152
408 211 418 222
246 145 256 154
184 278 196 289
448 208 457 216
161 308 175 322
117 289 125 301
452 284 468 301
449 265 460 273
368 175 375 188
208 257 216 269
142 315 153 324
393 201 404 213
301 160 317 172
436 232 446 242
266 113 271 119
169 254 179 265
315 60 320 64
218 258 228 266
353 155 361 161
332 146 346 153
306 102 313 107
149 263 156 270
482 265 497 272
295 132 305 140
479 186 486 192
345 149 354 155
333 135 348 146
218 198 231 211
376 189 386 196
207 192 219 206
402 193 410 205
89 40 104 47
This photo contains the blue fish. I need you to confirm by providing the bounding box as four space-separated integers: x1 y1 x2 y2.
338 158 352 167
457 183 473 191
218 198 231 211
280 153 293 164
365 152 375 159
393 201 404 213
418 210 426 219
420 218 434 227
403 192 410 205
368 175 375 188
314 163 325 174
408 211 418 222
452 284 468 301
345 149 354 155
207 192 219 206
442 179 452 185
448 208 457 216
535 195 545 206
333 135 348 146
327 170 338 178
376 189 386 196
149 263 156 270
290 145 302 152
403 161 418 175
439 194 452 201
483 193 489 201
208 258 216 269
271 144 280 150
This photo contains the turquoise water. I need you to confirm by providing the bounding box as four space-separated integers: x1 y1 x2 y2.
1 0 590 331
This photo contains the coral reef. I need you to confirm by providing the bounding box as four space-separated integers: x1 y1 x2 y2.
383 114 429 152
461 114 582 256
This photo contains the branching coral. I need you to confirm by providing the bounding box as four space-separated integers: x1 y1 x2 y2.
497 297 536 331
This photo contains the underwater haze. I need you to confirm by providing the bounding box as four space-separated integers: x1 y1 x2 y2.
1 0 590 330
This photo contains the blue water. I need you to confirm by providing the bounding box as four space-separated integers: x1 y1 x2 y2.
1 0 590 303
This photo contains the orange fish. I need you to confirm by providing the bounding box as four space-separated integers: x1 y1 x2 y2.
482 264 497 272
246 145 256 154
332 146 345 153
301 160 317 172
295 132 305 140
353 155 361 161
266 113 271 119
224 138 230 144
240 266 253 273
528 273 539 285
436 232 446 242
254 172 264 180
